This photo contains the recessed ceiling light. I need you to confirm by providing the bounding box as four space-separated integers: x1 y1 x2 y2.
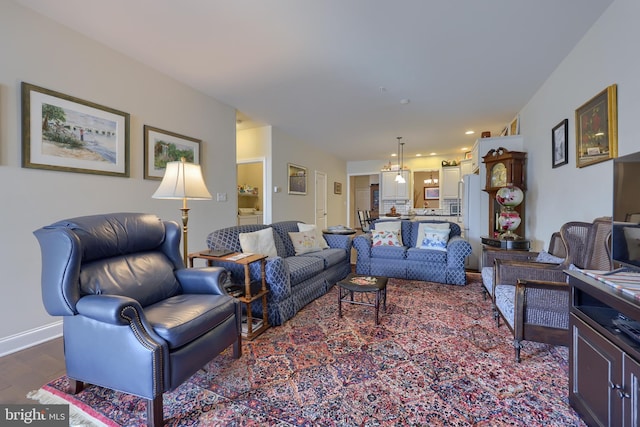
391 153 397 157
461 147 469 151
415 153 422 157
430 152 437 156
465 130 475 135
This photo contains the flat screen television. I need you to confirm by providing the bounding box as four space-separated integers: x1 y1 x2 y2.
612 151 640 271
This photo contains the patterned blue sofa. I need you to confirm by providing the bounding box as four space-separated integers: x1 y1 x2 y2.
206 221 351 326
353 219 471 285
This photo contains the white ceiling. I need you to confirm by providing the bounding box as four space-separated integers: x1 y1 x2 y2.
15 0 613 161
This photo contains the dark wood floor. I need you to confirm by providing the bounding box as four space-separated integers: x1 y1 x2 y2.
0 338 66 403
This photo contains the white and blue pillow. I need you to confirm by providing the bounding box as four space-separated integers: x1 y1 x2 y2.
420 228 450 251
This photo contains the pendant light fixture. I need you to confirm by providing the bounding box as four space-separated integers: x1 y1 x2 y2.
395 136 406 183
424 171 438 185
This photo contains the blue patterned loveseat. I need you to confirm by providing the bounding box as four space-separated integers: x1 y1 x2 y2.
206 221 351 326
353 219 471 285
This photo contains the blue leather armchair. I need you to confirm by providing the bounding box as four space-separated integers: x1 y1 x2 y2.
33 213 242 427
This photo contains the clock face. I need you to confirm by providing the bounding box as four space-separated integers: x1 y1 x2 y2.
491 163 507 187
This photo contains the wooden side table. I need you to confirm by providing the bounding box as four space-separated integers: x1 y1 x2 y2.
188 251 270 340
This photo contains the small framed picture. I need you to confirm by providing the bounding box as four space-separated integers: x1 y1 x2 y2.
334 182 342 195
552 119 568 168
144 125 201 180
508 115 520 136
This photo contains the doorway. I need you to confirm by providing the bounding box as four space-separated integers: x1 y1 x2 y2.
237 159 265 224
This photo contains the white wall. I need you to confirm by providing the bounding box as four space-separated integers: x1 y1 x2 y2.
519 0 639 246
271 127 347 225
0 2 238 354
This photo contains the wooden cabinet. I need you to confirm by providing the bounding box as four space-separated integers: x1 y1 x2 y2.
440 166 460 200
568 271 640 427
381 170 410 200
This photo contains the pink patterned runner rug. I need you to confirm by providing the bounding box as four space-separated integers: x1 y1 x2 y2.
29 273 586 426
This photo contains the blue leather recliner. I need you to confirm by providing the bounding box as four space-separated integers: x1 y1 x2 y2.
33 213 242 427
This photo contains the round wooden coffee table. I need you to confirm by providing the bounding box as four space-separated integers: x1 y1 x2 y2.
337 273 388 325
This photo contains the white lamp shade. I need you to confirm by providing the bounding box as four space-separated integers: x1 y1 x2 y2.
152 160 212 200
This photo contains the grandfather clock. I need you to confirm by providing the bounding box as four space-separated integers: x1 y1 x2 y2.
482 147 527 237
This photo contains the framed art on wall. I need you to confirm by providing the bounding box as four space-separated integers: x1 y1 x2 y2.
552 119 568 168
508 115 520 136
575 84 618 168
288 163 307 195
334 182 342 195
144 125 201 180
21 82 130 177
424 187 440 200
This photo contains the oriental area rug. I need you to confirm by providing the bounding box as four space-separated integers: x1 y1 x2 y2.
29 273 586 426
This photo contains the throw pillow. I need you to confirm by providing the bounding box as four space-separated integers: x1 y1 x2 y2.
624 227 640 261
288 230 323 255
238 227 278 257
415 222 451 248
371 230 402 247
297 222 329 249
535 250 565 264
419 228 451 251
374 221 403 245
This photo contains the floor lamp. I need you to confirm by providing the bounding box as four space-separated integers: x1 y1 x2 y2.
152 157 212 266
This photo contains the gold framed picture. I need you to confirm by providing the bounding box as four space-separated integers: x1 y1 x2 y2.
575 84 618 168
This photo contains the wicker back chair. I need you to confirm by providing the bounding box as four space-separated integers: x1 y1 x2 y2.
492 217 612 362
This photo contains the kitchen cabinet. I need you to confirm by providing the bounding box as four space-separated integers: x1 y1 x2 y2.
470 140 480 173
568 270 640 427
460 158 474 177
381 170 411 200
440 166 460 200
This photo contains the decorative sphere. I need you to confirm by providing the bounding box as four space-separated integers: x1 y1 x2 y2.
496 184 524 208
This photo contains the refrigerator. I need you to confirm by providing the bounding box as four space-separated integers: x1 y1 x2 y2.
461 173 482 270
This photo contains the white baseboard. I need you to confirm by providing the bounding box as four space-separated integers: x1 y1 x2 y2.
0 321 63 357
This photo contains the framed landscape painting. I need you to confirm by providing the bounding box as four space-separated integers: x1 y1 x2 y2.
21 82 130 177
575 84 618 168
144 125 201 180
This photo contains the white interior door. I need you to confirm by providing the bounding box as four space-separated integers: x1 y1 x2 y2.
315 171 327 228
